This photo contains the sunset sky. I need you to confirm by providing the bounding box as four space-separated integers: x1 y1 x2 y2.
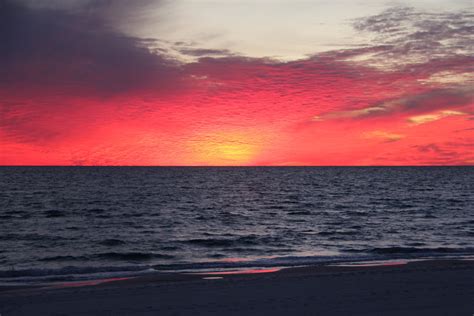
1 0 473 166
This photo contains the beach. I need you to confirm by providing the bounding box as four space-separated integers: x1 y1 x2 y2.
1 259 473 315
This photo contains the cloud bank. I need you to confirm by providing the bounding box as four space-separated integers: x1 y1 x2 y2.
0 2 472 165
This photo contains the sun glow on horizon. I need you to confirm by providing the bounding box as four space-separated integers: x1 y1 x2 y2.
188 131 263 166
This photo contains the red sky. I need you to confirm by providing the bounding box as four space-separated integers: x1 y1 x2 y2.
0 1 473 165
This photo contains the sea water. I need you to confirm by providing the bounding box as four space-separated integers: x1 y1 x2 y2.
0 167 472 284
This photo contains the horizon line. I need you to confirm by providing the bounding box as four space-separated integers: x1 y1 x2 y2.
0 165 472 168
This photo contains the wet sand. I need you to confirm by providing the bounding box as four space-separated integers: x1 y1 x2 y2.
0 260 473 315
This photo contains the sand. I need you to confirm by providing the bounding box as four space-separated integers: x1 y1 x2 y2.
0 259 473 315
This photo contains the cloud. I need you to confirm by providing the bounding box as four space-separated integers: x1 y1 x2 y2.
0 0 187 146
418 71 474 86
0 3 472 165
0 0 183 95
13 0 165 22
178 48 235 58
363 131 405 142
411 141 474 165
313 88 473 121
351 7 474 69
415 143 443 153
408 110 466 125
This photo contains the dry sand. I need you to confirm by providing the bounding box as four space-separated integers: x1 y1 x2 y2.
0 260 473 315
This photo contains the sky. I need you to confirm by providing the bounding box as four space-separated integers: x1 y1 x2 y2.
0 0 473 165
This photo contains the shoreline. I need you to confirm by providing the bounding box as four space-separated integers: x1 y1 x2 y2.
1 259 473 315
2 253 472 286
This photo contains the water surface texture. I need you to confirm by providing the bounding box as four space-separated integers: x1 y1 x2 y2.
1 167 473 283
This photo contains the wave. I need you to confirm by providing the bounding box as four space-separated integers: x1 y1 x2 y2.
0 233 70 241
184 236 267 247
95 252 174 261
35 252 175 264
98 239 126 246
1 249 473 285
287 210 312 216
44 210 66 218
38 255 86 262
0 265 150 279
318 230 358 236
367 246 474 254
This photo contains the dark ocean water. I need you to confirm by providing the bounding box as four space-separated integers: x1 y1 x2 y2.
0 167 473 284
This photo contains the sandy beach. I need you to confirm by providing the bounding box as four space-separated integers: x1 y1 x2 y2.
1 259 473 315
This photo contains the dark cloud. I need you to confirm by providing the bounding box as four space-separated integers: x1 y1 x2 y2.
416 143 443 153
354 7 420 37
80 0 167 27
0 0 184 145
0 0 183 96
411 141 474 165
178 48 234 58
354 7 474 47
314 88 473 121
13 0 165 18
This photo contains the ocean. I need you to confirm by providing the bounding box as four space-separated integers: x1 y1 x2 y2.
0 166 473 284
